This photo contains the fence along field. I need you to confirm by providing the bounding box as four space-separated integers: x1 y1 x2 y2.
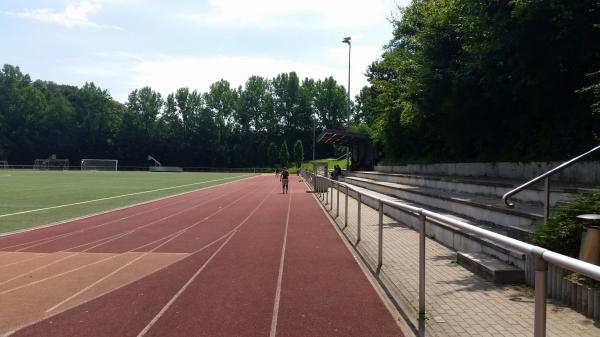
0 170 253 234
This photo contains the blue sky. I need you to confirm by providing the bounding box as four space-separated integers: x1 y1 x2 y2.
1 0 409 102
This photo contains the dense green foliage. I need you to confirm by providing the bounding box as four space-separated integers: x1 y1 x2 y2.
0 171 251 233
279 141 290 167
0 65 348 167
534 193 600 256
293 139 304 168
359 0 600 163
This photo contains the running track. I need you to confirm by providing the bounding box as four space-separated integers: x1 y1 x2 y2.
0 175 404 337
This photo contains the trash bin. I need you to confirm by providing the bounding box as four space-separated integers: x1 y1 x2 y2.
577 214 600 265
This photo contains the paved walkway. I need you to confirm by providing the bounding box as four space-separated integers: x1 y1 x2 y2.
318 186 600 337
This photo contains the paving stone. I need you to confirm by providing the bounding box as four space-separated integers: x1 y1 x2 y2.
317 187 600 337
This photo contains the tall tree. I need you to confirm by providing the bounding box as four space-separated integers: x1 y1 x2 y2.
267 142 279 167
279 141 289 167
293 139 304 168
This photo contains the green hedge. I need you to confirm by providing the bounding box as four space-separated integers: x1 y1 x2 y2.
534 192 600 256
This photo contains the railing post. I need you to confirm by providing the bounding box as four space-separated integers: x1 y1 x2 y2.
325 180 329 205
357 193 362 244
330 182 334 210
336 183 340 218
378 200 383 269
534 255 547 337
418 211 426 320
543 176 550 224
344 185 349 227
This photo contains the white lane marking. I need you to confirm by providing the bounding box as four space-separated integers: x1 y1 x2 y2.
0 175 253 252
0 174 258 240
135 232 236 337
0 174 251 218
46 182 259 313
137 184 277 337
46 228 235 313
0 232 176 296
0 182 243 263
269 190 293 337
0 187 254 296
0 231 132 286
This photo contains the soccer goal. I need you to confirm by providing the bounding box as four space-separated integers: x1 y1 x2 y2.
81 159 118 171
0 161 7 169
33 158 69 170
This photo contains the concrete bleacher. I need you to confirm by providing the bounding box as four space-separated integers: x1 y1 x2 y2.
341 164 599 283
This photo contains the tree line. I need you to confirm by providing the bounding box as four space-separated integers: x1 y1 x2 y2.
0 65 348 167
356 0 600 163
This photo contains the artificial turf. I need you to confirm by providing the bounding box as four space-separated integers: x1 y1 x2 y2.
0 170 254 234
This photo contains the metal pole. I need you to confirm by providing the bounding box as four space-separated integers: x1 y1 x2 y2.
344 185 349 227
419 211 427 320
342 37 351 171
335 184 339 217
313 120 316 161
534 256 547 337
331 183 334 210
378 200 383 269
544 176 550 224
357 193 362 244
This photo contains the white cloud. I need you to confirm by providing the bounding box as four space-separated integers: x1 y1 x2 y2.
66 65 118 77
187 0 396 29
6 0 120 29
125 52 376 102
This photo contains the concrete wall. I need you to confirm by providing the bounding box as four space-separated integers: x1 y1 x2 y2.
374 161 600 184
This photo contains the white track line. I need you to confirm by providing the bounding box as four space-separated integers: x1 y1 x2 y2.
0 174 258 242
0 234 174 296
269 190 293 337
137 184 277 337
3 179 274 337
0 188 254 296
45 229 231 313
46 184 259 313
0 174 251 218
0 189 226 268
0 231 134 286
136 232 237 337
0 177 250 252
0 179 252 263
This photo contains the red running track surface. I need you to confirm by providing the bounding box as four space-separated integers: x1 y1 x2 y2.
3 175 404 337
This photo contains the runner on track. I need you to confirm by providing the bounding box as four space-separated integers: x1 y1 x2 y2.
280 167 289 194
275 168 280 178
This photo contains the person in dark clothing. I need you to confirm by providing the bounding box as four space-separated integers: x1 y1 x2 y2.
280 167 289 194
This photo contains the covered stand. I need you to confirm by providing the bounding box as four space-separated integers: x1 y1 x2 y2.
317 129 376 171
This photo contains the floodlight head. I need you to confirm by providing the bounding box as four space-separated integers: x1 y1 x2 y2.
342 37 351 44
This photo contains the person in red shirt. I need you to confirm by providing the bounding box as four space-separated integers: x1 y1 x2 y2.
280 167 289 194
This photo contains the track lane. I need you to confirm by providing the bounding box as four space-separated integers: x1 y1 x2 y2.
5 175 405 337
0 176 256 251
1 178 258 254
139 184 289 337
5 176 275 337
273 180 403 337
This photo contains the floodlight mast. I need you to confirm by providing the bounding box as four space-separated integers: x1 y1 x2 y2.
342 36 351 170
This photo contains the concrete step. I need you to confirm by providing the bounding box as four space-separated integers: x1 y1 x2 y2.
342 176 541 241
349 171 595 207
338 184 527 269
457 252 524 284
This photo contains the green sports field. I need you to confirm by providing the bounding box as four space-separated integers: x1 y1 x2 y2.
0 170 254 234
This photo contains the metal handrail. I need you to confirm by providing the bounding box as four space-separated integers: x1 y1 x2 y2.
304 171 600 337
502 144 600 221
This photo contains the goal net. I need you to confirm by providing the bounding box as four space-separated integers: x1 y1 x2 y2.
0 161 7 169
33 159 69 170
81 159 118 171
